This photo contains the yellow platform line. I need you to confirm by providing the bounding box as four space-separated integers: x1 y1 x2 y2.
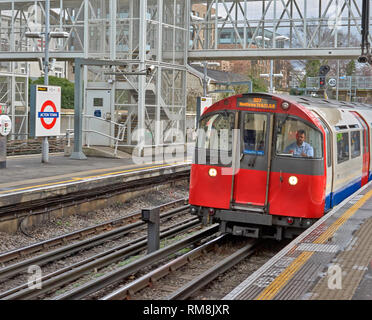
0 162 186 195
255 188 372 300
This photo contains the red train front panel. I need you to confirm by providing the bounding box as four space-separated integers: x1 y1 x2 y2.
189 93 327 235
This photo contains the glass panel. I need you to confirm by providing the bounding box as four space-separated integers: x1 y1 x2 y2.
163 0 174 25
242 113 267 156
337 132 350 163
197 113 234 152
351 131 361 159
276 116 322 159
162 25 174 63
147 0 159 20
175 0 186 27
93 98 103 107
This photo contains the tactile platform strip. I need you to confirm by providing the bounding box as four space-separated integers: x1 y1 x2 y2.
309 218 372 300
224 182 372 300
296 243 339 253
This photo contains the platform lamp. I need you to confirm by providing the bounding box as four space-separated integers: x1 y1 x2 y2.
25 0 69 163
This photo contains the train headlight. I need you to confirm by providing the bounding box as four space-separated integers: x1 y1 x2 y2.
282 102 290 110
208 168 217 177
289 176 298 185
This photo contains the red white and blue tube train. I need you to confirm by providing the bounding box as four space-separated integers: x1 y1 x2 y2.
189 93 372 240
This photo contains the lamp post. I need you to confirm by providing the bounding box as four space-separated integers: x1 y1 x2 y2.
190 61 220 97
256 35 288 93
190 61 220 124
26 0 68 163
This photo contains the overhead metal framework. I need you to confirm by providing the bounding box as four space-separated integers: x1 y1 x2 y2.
0 0 371 145
0 0 188 150
189 0 372 60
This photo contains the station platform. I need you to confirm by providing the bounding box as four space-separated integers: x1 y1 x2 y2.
0 152 191 233
0 152 189 197
225 181 372 300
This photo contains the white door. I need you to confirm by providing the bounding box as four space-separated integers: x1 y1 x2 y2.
86 89 112 146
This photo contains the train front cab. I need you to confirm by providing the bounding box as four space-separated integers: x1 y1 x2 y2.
189 94 327 240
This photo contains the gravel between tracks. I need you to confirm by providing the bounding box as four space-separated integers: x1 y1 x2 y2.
0 181 189 253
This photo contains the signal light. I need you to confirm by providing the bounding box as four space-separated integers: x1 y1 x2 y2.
287 217 294 225
319 78 326 88
208 208 215 216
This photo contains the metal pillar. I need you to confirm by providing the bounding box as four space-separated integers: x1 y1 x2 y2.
0 136 6 168
141 207 160 254
196 96 201 125
137 0 147 155
70 58 87 160
42 0 50 163
269 60 274 93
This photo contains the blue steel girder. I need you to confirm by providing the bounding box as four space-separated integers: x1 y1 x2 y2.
189 0 371 60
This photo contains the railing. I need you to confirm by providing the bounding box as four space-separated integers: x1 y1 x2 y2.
66 115 128 157
306 76 372 90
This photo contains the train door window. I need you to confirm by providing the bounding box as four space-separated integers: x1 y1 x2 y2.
197 112 235 152
336 132 349 163
242 113 267 156
275 115 323 159
351 131 361 159
313 114 332 167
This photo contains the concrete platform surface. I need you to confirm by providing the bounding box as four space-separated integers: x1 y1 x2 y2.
224 181 372 300
0 153 190 195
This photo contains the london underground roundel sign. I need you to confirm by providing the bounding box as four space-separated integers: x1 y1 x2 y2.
35 85 61 137
39 100 58 130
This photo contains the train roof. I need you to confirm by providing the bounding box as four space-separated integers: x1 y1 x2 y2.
270 93 372 110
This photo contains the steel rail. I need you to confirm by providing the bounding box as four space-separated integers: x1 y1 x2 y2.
0 204 190 281
101 234 229 300
0 198 187 264
53 224 219 300
0 168 190 222
166 241 259 300
1 217 200 300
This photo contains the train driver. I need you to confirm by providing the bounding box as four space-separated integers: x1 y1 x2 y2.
284 129 314 157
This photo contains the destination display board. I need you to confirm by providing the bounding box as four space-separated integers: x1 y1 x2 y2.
237 96 277 109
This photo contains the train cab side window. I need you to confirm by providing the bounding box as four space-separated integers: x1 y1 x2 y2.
197 112 234 152
350 131 361 159
275 116 323 159
337 132 350 163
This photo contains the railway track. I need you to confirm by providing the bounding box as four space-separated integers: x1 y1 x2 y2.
101 236 260 300
1 215 203 300
0 168 190 225
0 198 188 265
52 224 219 300
0 199 195 298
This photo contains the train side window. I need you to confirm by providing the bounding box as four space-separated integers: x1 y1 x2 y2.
336 132 350 163
275 116 323 159
351 131 361 159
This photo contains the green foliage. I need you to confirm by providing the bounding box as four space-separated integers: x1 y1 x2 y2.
300 60 322 88
248 75 268 93
30 76 74 109
289 88 304 96
345 60 356 76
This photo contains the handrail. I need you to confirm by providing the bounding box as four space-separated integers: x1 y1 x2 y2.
66 114 128 157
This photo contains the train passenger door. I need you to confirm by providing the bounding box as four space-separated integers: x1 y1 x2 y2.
231 112 273 212
313 114 334 210
351 111 370 186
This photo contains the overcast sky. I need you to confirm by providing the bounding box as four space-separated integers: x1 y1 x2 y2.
212 0 366 20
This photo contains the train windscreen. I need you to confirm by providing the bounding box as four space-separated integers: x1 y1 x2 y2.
275 115 323 159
